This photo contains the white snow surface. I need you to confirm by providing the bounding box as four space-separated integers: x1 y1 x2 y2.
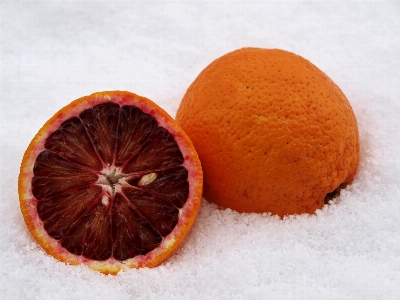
1 1 400 299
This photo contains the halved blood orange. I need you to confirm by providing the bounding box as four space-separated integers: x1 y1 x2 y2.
18 91 203 274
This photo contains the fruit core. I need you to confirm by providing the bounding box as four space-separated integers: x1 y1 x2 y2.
32 102 189 262
96 167 157 196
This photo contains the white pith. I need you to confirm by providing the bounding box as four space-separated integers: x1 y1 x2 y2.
96 166 127 196
96 165 156 200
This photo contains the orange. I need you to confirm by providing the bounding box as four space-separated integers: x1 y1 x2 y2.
19 91 203 274
176 48 359 217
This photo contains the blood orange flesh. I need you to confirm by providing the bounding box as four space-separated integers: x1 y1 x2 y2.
19 91 203 274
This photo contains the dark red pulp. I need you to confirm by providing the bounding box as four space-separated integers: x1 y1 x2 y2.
32 102 189 261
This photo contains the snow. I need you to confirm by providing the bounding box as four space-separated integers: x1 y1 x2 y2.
1 1 400 299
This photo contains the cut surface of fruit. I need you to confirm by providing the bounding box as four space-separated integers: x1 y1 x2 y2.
176 48 359 217
19 91 203 274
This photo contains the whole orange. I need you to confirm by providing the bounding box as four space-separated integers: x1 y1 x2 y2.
176 48 359 217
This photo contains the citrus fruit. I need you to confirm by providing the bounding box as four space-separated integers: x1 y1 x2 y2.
19 91 203 274
176 48 359 217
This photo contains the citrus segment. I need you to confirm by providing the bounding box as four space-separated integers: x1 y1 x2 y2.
37 186 103 240
122 126 184 174
114 105 157 167
32 151 98 198
79 102 120 166
122 187 179 236
44 117 103 170
19 91 203 274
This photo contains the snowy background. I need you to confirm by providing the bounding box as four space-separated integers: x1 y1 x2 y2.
1 1 400 299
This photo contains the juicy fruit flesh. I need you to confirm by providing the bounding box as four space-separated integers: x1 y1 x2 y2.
32 102 189 261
